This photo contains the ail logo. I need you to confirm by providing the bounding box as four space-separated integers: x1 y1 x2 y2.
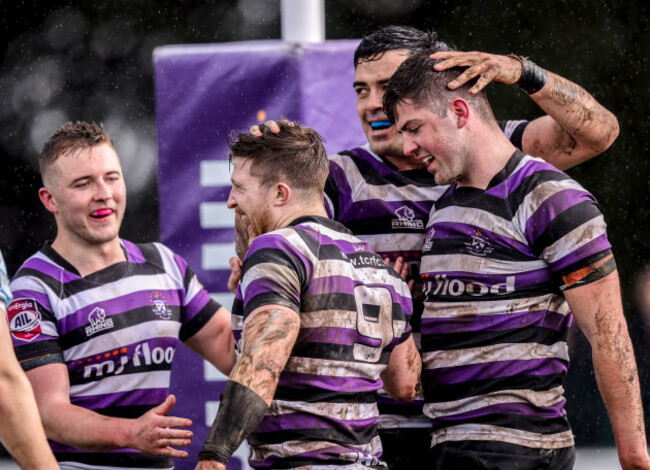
7 298 42 342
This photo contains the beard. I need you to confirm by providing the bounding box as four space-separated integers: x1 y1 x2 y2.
234 209 252 260
247 205 274 239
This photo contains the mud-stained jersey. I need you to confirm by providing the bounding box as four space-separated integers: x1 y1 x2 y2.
324 120 528 429
420 150 612 450
231 215 412 469
8 240 220 469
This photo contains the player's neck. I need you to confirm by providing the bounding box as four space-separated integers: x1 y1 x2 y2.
271 203 329 231
457 131 517 190
51 235 126 277
383 153 426 172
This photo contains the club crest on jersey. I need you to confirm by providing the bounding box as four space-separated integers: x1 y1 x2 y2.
465 228 493 257
7 298 42 342
392 205 424 230
150 291 172 320
423 228 435 252
85 307 114 336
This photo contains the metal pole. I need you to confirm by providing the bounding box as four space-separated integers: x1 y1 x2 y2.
281 0 325 43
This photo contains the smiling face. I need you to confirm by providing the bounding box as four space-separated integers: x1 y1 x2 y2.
39 143 126 248
227 157 275 239
354 49 411 159
395 99 469 186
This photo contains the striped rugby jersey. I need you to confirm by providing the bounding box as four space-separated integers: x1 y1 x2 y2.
420 150 612 450
324 120 528 429
8 239 220 469
232 215 412 469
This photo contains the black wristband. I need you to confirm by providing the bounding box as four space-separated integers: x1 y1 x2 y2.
509 54 548 95
198 380 269 464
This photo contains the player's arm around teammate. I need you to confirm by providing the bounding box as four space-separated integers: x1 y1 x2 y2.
380 334 421 402
0 252 59 469
431 50 619 170
564 267 650 470
381 256 420 402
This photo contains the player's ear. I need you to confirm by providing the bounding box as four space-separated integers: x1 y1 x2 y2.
274 182 291 206
450 98 470 128
39 187 59 214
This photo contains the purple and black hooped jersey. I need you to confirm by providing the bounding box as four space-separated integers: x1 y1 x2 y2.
231 215 412 469
420 151 612 450
324 120 528 267
324 120 528 429
8 240 220 469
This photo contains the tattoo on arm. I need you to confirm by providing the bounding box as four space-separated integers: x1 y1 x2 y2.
231 307 300 405
547 73 618 153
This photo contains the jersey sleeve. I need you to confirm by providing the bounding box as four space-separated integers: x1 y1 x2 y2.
497 119 529 151
325 155 354 220
169 250 223 342
238 231 310 319
0 250 11 310
519 169 612 282
8 274 64 371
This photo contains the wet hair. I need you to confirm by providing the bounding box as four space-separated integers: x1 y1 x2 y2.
384 48 494 123
228 121 329 198
354 25 452 68
39 121 114 180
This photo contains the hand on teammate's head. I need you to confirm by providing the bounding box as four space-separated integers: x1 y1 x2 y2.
248 119 294 137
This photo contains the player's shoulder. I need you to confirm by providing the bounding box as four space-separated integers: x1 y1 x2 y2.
329 146 381 169
11 248 65 288
509 154 595 209
122 239 179 269
512 153 574 188
246 227 302 260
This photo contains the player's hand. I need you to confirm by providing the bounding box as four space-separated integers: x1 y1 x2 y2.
249 119 294 137
130 395 193 458
227 257 243 294
430 51 523 94
384 256 414 290
195 461 226 470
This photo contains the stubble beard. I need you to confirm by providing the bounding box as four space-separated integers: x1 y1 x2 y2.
368 132 404 159
61 216 121 247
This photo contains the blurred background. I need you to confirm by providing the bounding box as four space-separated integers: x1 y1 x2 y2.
0 0 648 463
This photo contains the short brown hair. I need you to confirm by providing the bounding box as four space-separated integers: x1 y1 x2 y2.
228 121 329 197
39 121 114 180
383 48 494 123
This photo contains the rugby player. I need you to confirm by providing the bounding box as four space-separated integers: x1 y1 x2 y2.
384 48 649 470
247 24 620 469
196 121 421 469
7 121 236 469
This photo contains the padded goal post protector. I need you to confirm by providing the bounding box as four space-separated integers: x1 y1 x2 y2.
153 39 362 469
